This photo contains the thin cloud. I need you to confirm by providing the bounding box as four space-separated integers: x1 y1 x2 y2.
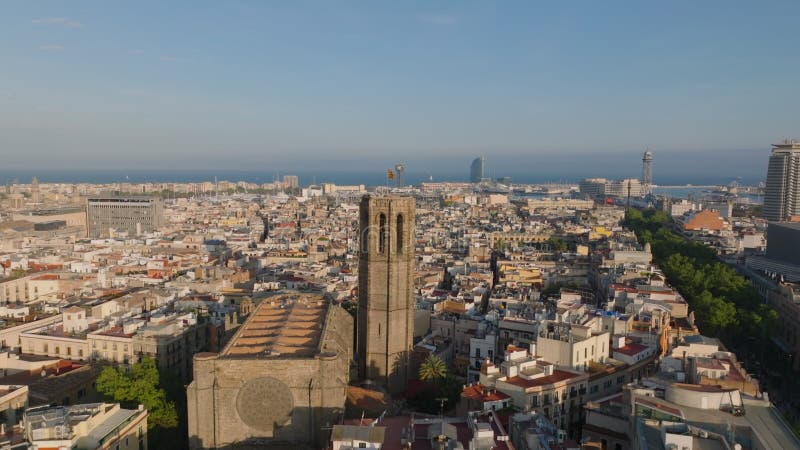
128 49 145 55
418 14 457 26
39 45 64 52
159 55 189 62
32 17 83 28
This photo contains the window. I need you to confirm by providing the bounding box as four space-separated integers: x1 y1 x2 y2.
378 213 386 253
592 345 595 356
475 348 481 358
396 214 404 253
359 443 367 448
67 347 71 356
584 348 587 358
79 349 84 358
43 344 48 353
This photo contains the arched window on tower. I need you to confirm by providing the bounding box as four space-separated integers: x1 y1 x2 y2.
378 213 386 253
396 214 404 254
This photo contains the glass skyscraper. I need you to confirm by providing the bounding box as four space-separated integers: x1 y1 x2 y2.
764 140 800 222
470 156 485 183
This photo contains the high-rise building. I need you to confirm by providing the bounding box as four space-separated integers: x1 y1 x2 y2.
31 176 40 204
357 195 415 394
641 150 653 194
470 156 485 183
282 175 299 190
764 140 800 221
86 196 164 238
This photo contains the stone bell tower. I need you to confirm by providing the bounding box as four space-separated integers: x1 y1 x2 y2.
357 195 415 394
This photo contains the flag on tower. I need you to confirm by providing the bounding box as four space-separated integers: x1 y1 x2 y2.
387 169 395 180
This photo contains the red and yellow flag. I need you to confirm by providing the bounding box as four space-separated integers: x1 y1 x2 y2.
387 169 395 180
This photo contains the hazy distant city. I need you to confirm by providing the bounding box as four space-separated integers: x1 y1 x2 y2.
3 2 800 450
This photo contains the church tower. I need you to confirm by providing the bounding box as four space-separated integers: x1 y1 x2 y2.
357 195 415 394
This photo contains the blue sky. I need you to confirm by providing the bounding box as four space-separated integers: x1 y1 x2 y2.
1 1 798 175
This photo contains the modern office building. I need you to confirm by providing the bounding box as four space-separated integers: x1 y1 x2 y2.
579 178 608 197
470 156 485 183
579 178 644 198
86 196 164 238
747 222 800 282
357 195 415 394
764 140 800 221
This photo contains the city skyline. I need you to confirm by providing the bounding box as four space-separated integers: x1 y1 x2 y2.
0 147 773 187
2 2 799 170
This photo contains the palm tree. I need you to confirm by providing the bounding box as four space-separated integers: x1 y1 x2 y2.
418 354 447 382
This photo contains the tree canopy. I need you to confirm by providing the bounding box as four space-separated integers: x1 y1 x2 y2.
623 209 777 342
96 357 179 430
418 354 447 382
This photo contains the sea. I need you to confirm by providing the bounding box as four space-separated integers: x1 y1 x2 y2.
0 169 764 190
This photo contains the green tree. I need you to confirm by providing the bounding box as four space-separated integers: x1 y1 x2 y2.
96 357 179 429
547 237 567 252
418 355 447 383
625 207 780 351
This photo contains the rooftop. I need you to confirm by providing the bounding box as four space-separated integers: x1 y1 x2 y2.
462 384 511 402
503 369 582 389
613 343 649 356
221 293 327 358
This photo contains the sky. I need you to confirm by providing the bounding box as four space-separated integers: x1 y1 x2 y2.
1 1 799 178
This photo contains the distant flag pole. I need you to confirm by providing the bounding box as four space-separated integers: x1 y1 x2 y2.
386 169 394 192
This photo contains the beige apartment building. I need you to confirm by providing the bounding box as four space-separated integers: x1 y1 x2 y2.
0 384 28 428
88 315 208 382
0 273 82 304
25 403 147 450
480 346 589 432
537 322 611 372
19 308 208 382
